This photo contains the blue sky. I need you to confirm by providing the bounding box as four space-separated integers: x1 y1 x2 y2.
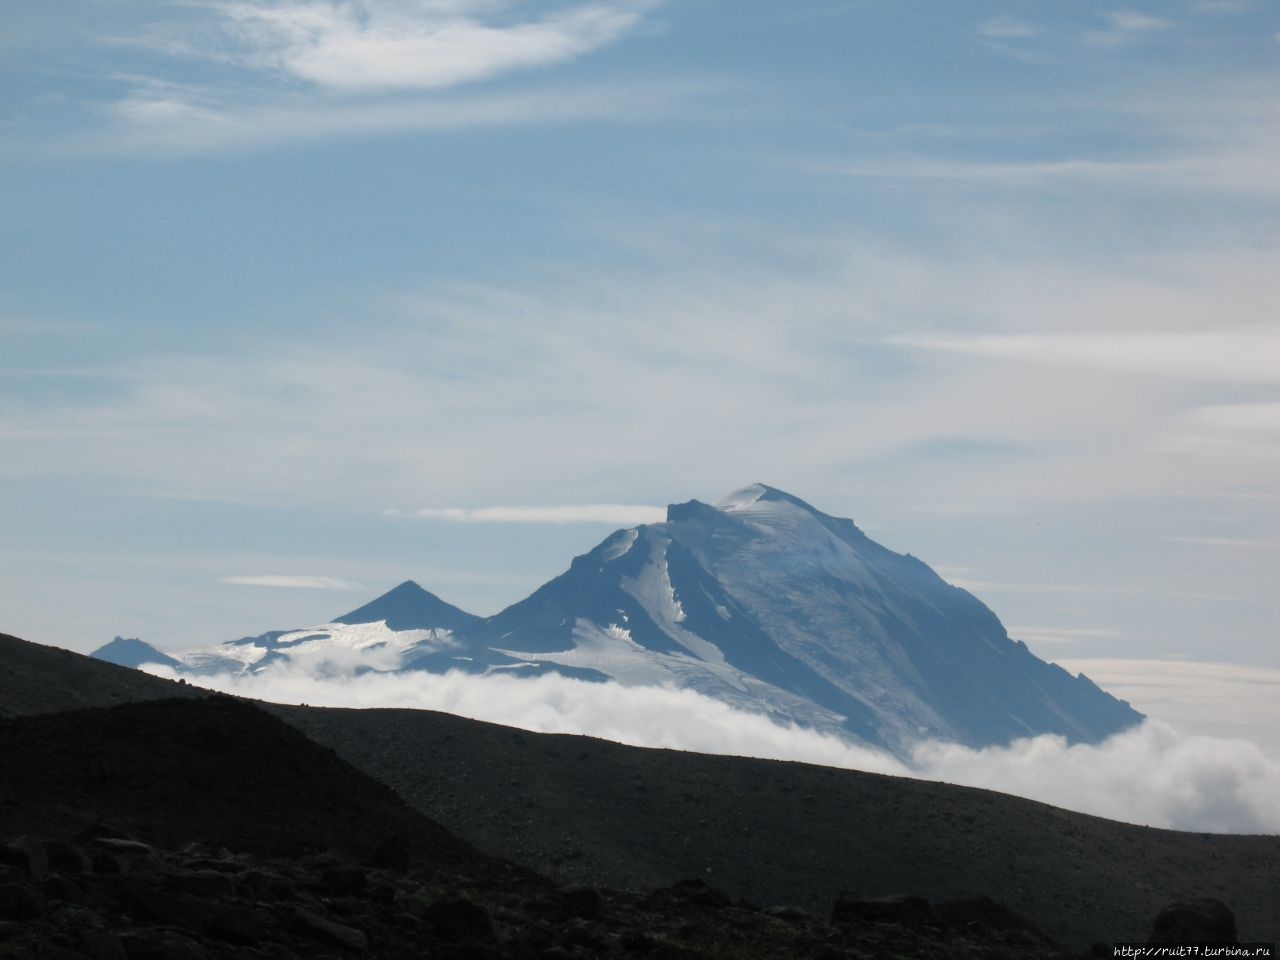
3 1 1279 749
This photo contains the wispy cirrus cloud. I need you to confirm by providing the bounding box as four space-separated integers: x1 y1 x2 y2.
1159 401 1280 460
1085 8 1176 46
1186 0 1258 14
95 79 692 154
886 331 1280 383
978 16 1039 40
819 151 1280 197
400 504 666 525
74 0 666 153
200 0 656 91
1187 0 1259 13
1009 626 1128 646
1163 536 1278 549
222 574 364 589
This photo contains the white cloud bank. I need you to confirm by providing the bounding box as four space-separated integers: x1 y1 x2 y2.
141 660 1280 834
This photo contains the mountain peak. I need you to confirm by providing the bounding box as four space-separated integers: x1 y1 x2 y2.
334 581 479 632
91 636 182 670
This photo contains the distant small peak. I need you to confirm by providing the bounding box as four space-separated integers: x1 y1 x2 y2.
334 579 478 631
665 498 721 524
91 636 182 669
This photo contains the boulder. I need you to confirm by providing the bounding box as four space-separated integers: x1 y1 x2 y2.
2 837 48 880
424 896 496 942
0 881 46 921
43 839 92 875
832 893 935 927
1149 898 1238 945
935 896 1053 944
290 906 369 952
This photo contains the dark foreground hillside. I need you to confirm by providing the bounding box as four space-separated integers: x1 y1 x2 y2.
274 705 1280 948
1 633 1275 954
1 696 1075 959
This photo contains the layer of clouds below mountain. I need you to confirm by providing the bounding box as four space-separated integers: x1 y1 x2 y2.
142 662 1280 835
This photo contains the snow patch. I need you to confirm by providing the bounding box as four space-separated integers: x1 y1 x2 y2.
716 483 769 511
171 620 458 676
600 528 639 562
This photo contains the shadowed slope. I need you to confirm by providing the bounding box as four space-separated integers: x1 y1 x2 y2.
0 695 484 867
276 703 1280 949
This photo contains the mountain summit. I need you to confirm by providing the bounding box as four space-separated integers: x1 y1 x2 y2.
96 484 1141 754
445 483 1141 751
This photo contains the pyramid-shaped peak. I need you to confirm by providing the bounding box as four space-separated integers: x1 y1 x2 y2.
90 636 182 670
335 580 479 632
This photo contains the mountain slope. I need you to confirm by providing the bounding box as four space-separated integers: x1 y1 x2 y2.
442 484 1140 751
277 702 1280 949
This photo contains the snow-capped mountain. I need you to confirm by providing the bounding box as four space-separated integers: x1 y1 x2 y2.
437 484 1141 751
95 485 1142 753
97 582 471 678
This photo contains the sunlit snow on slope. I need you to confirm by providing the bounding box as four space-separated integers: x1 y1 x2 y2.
173 621 459 676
